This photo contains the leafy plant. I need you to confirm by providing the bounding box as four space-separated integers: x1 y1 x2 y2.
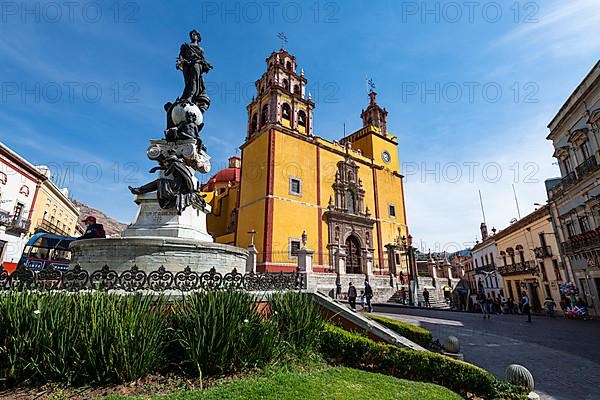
0 292 168 385
172 291 279 378
270 292 324 353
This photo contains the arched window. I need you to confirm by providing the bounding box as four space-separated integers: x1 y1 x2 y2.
282 78 290 91
281 103 291 121
298 110 307 127
261 104 269 127
251 113 258 133
293 84 300 95
507 248 515 265
516 245 525 264
286 61 292 71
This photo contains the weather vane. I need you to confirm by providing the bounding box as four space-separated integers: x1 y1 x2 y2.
368 78 376 93
277 32 288 49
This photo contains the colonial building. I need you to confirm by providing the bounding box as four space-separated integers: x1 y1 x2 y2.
28 166 80 238
494 205 563 313
0 143 46 269
203 49 410 278
471 223 504 300
546 60 600 315
0 143 81 271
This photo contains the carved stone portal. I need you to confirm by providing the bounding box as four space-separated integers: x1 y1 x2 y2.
324 157 375 274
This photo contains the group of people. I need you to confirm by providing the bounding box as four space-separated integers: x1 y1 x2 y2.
477 291 533 322
346 281 374 312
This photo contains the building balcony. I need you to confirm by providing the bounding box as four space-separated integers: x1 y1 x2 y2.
35 218 71 237
534 245 552 258
566 228 600 254
474 264 495 274
575 156 600 180
561 171 578 189
498 261 537 276
0 210 31 234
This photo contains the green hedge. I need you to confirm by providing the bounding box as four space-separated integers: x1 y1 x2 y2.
320 324 496 398
366 314 432 347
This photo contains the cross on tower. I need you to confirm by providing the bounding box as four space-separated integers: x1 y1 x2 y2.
277 32 288 49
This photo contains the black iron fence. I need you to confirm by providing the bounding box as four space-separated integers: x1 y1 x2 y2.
0 265 305 292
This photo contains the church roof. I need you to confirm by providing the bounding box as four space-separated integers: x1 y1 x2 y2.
204 167 240 191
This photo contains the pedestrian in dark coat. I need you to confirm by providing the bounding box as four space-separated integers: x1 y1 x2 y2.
347 282 357 310
423 288 431 308
364 280 374 312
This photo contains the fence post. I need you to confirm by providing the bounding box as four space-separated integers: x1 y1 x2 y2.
335 246 346 275
246 244 257 273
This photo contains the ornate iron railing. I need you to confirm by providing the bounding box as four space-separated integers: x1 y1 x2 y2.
0 265 305 292
497 261 537 276
575 155 599 180
561 171 577 189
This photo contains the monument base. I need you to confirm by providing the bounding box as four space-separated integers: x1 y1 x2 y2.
122 193 213 242
70 193 248 274
70 236 248 274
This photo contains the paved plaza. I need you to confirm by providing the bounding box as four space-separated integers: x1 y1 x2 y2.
372 306 600 400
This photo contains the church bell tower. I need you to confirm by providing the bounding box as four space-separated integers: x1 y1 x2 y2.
246 49 315 140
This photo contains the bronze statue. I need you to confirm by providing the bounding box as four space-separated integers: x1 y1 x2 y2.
132 30 212 215
128 150 198 215
177 29 212 112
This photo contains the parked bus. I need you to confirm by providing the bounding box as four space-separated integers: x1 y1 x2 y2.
17 233 77 272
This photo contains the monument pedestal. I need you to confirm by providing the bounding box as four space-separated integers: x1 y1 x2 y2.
71 193 248 274
122 193 213 242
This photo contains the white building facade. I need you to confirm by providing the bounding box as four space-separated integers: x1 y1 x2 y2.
0 143 45 269
471 223 504 300
546 61 600 316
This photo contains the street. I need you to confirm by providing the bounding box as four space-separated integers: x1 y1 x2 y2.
372 306 600 400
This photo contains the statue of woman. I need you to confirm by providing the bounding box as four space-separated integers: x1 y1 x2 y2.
177 30 212 112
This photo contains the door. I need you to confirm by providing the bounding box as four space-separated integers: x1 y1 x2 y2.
345 235 362 274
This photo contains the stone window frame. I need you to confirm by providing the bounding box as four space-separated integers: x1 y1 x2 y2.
288 237 301 259
289 176 302 197
388 204 396 218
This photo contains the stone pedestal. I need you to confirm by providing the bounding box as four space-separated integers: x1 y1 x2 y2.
366 252 374 275
70 237 247 274
122 193 213 242
297 248 314 273
246 244 257 273
70 192 247 274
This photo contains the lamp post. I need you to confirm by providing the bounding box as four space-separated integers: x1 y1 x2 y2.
402 234 417 306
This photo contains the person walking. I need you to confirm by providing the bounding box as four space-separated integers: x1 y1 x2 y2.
522 292 532 323
347 282 357 310
364 280 374 312
486 293 493 316
478 291 489 319
544 296 556 318
423 288 431 308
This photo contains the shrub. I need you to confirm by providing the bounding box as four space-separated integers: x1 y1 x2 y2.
490 381 530 400
320 324 496 398
270 292 324 353
367 314 433 347
172 291 279 378
0 292 168 385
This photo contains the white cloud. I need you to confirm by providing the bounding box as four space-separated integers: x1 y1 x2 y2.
491 0 600 60
405 112 559 251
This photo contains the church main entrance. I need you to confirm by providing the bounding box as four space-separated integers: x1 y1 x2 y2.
346 235 362 274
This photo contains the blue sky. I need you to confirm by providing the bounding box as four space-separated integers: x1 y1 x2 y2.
1 0 599 251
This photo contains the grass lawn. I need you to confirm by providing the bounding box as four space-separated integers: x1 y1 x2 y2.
107 367 461 400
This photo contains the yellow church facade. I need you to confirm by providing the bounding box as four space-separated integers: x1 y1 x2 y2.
203 49 409 274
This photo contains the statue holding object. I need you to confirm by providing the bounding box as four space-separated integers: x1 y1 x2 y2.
129 30 212 214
